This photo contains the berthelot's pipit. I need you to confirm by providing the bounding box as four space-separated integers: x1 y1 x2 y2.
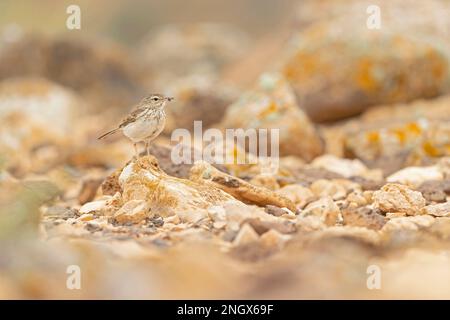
98 94 173 158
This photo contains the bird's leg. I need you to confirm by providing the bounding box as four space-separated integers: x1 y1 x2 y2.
145 141 150 156
133 143 139 160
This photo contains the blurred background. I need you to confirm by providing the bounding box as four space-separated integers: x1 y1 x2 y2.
0 0 449 299
0 0 295 43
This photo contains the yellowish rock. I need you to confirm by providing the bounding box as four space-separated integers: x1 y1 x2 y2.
117 156 234 222
77 213 95 222
114 200 149 224
373 183 426 215
220 72 323 161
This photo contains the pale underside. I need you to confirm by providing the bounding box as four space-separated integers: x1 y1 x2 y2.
122 109 165 143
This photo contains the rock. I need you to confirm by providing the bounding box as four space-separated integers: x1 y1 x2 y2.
0 77 81 176
341 99 450 174
310 226 381 246
190 161 297 212
381 215 435 233
438 157 450 178
207 205 227 221
346 191 368 207
219 73 323 161
78 178 103 205
259 229 290 251
114 200 149 224
280 0 450 122
349 176 385 191
242 217 297 235
387 166 444 188
43 206 78 220
0 34 144 111
79 199 108 215
220 201 296 235
302 196 340 226
342 206 387 230
287 167 345 186
417 180 450 204
422 202 450 217
249 174 280 191
147 144 229 179
373 183 426 215
232 223 259 246
162 76 237 134
115 156 234 223
428 217 450 240
79 190 121 217
101 169 122 196
385 212 407 219
78 213 95 222
311 154 382 180
296 215 326 232
275 184 315 209
310 179 360 201
265 205 290 217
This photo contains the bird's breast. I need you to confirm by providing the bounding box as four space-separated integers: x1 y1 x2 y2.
122 111 165 143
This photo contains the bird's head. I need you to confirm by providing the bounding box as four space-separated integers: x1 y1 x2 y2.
142 94 174 109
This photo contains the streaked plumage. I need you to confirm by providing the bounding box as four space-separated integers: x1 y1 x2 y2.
98 94 173 158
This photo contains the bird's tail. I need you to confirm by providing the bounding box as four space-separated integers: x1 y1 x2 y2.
97 128 119 140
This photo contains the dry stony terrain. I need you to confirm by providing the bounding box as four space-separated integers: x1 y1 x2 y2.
0 0 449 299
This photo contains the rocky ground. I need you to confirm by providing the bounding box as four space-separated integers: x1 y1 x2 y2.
0 0 449 299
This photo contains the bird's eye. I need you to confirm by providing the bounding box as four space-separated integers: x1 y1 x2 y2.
152 97 159 101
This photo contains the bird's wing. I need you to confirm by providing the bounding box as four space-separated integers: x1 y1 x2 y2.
118 105 147 128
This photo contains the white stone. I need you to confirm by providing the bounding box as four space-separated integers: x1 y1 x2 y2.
387 166 443 187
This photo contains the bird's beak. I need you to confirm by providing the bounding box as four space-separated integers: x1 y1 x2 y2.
166 97 174 101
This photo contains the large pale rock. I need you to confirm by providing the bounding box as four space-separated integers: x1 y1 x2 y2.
341 98 450 174
116 156 234 223
387 166 444 188
220 73 323 161
373 183 426 215
281 0 450 122
162 76 236 134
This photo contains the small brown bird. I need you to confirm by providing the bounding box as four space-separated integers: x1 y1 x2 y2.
98 94 173 158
